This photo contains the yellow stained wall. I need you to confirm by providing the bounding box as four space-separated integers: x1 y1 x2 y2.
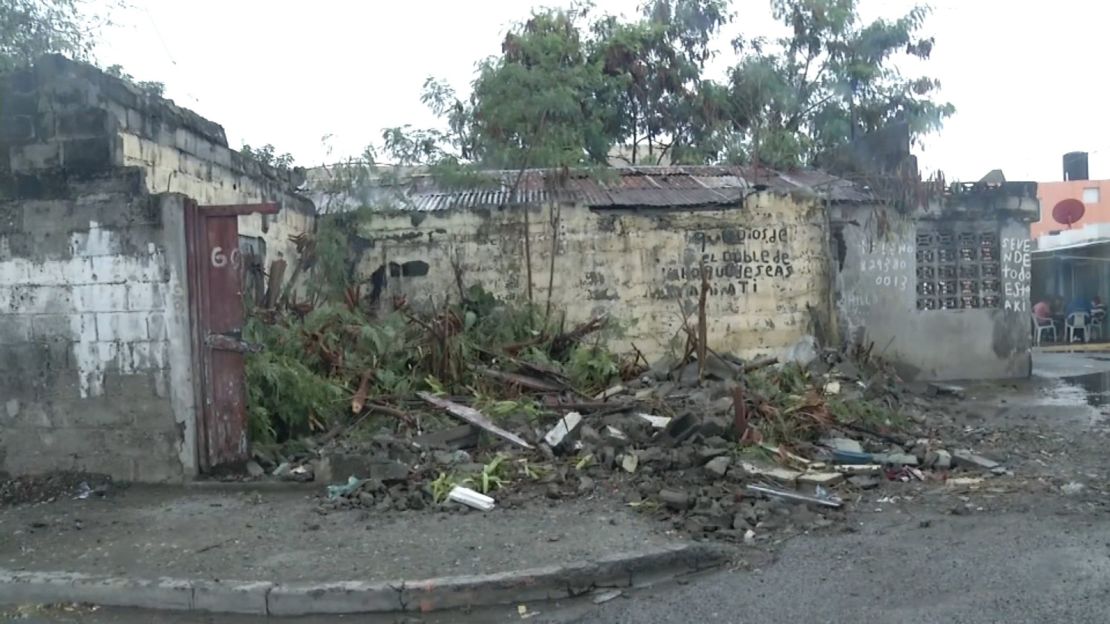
117 132 312 268
357 193 830 361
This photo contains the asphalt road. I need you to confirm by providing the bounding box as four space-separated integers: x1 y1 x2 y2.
574 506 1110 624
11 505 1110 624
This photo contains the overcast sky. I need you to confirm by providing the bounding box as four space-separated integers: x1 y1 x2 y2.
91 0 1110 182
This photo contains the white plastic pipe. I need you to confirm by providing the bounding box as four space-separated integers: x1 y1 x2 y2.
448 486 495 511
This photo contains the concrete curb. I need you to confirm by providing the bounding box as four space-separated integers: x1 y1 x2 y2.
0 542 729 616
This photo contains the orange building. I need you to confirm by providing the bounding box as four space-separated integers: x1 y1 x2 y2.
1031 152 1110 329
1032 179 1110 241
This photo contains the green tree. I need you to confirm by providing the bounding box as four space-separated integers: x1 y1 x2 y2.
593 0 732 165
725 0 954 168
0 0 102 71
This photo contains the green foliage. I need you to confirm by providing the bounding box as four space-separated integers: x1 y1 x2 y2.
565 343 620 395
241 143 296 169
726 0 954 168
244 317 347 444
0 0 106 71
379 0 952 174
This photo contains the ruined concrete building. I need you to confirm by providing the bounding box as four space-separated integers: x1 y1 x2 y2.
0 55 1037 485
0 57 313 481
317 166 1038 381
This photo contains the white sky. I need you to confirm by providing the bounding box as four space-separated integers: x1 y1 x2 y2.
91 0 1110 181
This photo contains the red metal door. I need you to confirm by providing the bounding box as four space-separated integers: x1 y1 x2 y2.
186 201 280 471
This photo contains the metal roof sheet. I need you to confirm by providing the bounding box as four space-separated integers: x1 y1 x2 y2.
314 165 875 212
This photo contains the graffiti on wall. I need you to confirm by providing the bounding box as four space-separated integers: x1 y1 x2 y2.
1001 238 1032 312
858 240 913 291
649 227 795 300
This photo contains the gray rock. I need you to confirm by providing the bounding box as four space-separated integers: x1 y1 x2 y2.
873 452 919 466
822 437 864 454
704 456 731 479
659 489 692 510
952 449 1000 471
699 415 731 439
924 449 952 470
245 461 265 478
848 475 881 490
696 446 730 464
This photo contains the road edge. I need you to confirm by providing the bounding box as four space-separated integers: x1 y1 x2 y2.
0 542 730 616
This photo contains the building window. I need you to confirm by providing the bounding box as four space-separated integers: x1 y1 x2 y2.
1083 187 1100 204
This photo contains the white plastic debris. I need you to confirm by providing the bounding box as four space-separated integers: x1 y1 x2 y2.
448 486 495 511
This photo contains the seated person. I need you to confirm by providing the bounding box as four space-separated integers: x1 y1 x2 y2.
1033 299 1053 326
1066 295 1091 318
1092 296 1107 325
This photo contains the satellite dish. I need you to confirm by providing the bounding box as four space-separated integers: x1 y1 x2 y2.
1052 198 1085 228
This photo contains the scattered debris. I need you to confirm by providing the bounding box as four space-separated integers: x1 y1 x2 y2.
952 450 1000 471
448 486 496 511
746 484 843 509
1061 482 1086 496
543 412 583 449
326 476 366 500
637 413 672 429
418 392 533 449
592 590 623 604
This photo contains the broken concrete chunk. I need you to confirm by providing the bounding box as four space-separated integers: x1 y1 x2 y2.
664 413 701 443
698 415 731 438
637 413 672 429
848 475 881 490
873 452 919 467
620 453 639 473
659 489 692 510
739 461 803 484
924 449 952 470
704 456 731 479
603 425 629 445
696 447 729 464
543 412 583 449
798 471 845 486
246 461 264 478
822 437 864 454
952 449 1000 471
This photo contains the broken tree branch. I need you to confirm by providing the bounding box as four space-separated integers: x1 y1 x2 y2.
417 391 533 449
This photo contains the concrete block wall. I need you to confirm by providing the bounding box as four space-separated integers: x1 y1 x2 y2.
0 172 194 481
1 55 314 274
349 193 831 362
832 191 1037 381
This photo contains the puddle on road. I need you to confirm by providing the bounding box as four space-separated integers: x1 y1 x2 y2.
1062 372 1110 408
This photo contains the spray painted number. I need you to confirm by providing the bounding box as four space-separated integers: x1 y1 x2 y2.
875 274 909 290
210 246 242 269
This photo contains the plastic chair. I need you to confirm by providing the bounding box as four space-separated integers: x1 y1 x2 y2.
1091 311 1106 341
1032 314 1056 345
1066 312 1090 343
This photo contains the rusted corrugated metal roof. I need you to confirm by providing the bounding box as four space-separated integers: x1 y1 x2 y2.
367 165 872 212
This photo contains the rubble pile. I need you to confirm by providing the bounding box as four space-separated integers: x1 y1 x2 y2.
244 286 1007 542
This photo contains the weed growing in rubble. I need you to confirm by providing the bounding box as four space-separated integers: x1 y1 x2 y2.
565 344 621 395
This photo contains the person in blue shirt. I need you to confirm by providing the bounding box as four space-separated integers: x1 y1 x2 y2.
1066 296 1091 317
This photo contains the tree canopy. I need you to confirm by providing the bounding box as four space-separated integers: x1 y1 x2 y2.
379 0 953 173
